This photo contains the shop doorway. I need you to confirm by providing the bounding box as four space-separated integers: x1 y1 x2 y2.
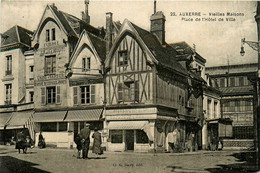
125 130 134 151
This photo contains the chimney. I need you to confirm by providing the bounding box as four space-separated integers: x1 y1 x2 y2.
150 0 165 45
150 11 166 45
106 12 113 55
82 0 90 24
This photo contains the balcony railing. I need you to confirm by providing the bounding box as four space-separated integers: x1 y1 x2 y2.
5 70 12 76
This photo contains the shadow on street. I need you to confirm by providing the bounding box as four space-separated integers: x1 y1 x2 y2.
0 156 50 173
205 151 258 173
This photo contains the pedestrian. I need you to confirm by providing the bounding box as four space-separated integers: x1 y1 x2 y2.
167 132 174 152
80 123 91 159
74 133 82 159
38 131 45 149
92 127 102 158
15 131 26 154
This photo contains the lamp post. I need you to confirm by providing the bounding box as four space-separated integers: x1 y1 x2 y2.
240 38 260 170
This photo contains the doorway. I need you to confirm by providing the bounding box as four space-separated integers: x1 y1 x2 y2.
125 130 134 151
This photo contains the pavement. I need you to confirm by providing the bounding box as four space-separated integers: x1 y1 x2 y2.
0 145 258 173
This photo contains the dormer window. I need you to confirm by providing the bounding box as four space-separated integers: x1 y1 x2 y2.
46 29 50 42
52 28 56 41
82 57 91 72
118 50 128 66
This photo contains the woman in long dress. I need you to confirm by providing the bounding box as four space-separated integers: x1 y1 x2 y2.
92 128 102 158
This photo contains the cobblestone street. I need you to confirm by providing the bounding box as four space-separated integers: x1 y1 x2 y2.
0 145 257 173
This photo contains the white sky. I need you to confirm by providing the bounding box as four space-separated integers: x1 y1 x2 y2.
1 0 258 67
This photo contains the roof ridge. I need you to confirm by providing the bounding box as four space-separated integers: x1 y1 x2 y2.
87 31 105 42
15 25 21 43
16 25 33 34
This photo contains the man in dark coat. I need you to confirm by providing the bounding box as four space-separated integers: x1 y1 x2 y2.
80 123 91 159
16 131 25 154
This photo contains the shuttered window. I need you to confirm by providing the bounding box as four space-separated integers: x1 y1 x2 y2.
41 87 46 105
91 85 95 103
73 87 78 105
80 85 96 104
118 81 139 103
56 86 61 104
118 83 123 102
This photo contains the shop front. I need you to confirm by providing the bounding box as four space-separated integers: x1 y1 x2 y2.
107 120 152 152
33 111 71 148
207 118 232 150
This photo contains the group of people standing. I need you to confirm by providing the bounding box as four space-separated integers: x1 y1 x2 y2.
75 123 103 159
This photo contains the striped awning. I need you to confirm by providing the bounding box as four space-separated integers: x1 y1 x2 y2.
64 109 103 122
0 112 12 130
6 111 33 129
33 111 67 122
107 121 148 130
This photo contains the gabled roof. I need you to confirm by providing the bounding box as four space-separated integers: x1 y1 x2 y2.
69 30 106 66
49 5 78 37
88 32 106 61
33 4 103 42
1 25 33 48
130 22 188 76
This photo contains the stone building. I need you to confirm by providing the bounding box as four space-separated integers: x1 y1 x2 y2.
206 63 256 149
0 25 34 144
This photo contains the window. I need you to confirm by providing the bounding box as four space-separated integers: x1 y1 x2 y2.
73 87 78 105
41 122 57 132
29 66 34 80
239 77 244 86
87 57 91 70
213 102 217 118
136 130 148 143
29 91 34 102
230 78 235 87
58 122 67 132
82 58 86 71
220 78 225 87
118 81 139 103
45 55 56 75
118 50 128 66
47 87 56 104
52 28 55 41
207 99 211 118
6 55 12 76
245 99 253 111
46 29 50 42
5 84 12 105
80 85 95 104
110 130 123 143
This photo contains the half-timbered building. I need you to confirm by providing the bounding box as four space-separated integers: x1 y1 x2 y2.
104 10 204 152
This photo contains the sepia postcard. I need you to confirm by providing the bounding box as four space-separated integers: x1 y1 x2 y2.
0 0 259 172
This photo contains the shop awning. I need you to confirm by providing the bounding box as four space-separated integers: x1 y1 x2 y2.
33 111 67 122
107 121 148 130
0 112 12 130
5 111 33 129
64 109 103 122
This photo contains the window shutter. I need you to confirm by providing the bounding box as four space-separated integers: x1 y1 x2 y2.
91 85 95 103
73 87 78 105
118 83 123 102
56 86 61 104
134 81 139 102
41 87 46 105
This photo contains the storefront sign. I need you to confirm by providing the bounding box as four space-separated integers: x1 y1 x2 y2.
69 78 103 86
35 79 66 86
36 45 65 56
36 74 65 81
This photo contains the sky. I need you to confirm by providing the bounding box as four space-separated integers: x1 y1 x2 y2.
0 0 258 67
